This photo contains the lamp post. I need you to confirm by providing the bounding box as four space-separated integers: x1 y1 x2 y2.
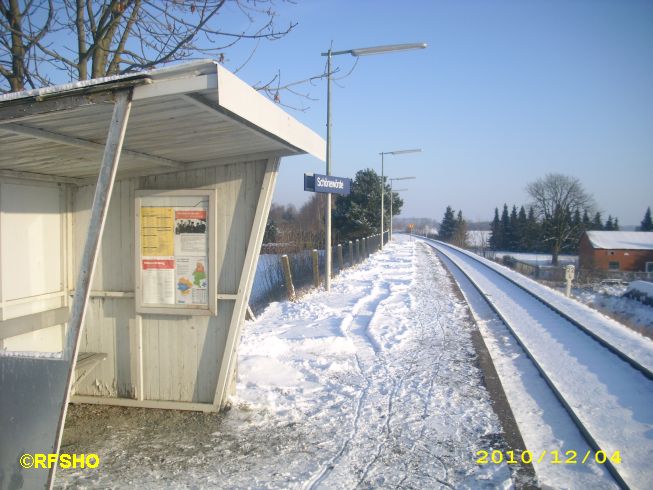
388 176 415 241
321 42 426 291
380 149 421 250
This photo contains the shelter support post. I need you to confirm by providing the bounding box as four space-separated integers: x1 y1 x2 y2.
50 89 133 487
214 157 280 408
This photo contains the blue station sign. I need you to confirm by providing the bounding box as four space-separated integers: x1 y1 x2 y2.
304 173 351 195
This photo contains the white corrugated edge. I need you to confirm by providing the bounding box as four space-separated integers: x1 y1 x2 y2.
0 59 217 102
216 64 326 162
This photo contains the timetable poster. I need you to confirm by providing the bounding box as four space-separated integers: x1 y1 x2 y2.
140 202 209 308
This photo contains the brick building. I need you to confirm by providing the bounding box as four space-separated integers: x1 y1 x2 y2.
579 231 653 273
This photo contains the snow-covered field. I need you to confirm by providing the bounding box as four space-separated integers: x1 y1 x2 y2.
571 283 653 338
58 237 513 488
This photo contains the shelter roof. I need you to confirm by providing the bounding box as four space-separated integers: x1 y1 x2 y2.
585 231 653 250
0 60 325 184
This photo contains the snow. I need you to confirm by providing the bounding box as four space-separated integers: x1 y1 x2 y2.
424 238 653 489
53 236 653 488
627 280 653 298
492 251 578 266
586 231 653 250
449 243 653 374
437 250 617 489
0 350 62 359
572 283 653 337
58 236 513 488
0 60 216 102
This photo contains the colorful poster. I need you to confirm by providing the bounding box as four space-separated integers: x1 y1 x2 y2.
175 257 208 305
141 259 175 304
174 209 207 256
140 201 210 309
141 207 174 256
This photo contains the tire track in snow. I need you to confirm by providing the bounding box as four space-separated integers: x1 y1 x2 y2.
305 281 394 489
392 244 455 488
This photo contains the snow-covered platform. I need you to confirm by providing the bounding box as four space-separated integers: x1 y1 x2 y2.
57 237 516 488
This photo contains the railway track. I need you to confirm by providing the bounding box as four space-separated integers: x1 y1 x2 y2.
420 237 653 490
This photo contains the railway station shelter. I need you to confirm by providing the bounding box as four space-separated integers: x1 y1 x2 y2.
0 60 325 488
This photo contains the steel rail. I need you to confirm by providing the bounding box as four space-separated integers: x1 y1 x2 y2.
421 237 653 383
421 238 632 489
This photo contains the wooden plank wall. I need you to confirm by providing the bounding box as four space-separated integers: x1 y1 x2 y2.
73 159 268 404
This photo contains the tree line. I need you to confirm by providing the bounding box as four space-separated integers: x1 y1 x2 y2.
264 168 403 249
434 174 651 266
488 204 621 254
436 206 469 248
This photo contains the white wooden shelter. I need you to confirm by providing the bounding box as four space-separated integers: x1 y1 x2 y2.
0 60 324 488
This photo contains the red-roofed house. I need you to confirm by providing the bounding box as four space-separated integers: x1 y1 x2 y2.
579 231 653 273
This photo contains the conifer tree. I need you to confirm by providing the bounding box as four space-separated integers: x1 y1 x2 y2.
605 215 614 231
525 207 539 252
518 206 528 251
614 217 620 231
508 205 520 251
489 208 501 250
592 212 603 231
569 208 583 253
640 207 653 231
438 206 457 242
500 204 510 250
582 209 591 229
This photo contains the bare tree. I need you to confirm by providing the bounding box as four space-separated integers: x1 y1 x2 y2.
526 173 594 265
0 0 54 91
1 0 297 93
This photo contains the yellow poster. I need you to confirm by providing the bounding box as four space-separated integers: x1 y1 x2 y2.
141 207 174 256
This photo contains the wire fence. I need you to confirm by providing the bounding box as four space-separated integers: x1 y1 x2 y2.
250 233 388 313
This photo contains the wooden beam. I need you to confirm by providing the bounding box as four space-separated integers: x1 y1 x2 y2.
70 395 218 413
0 307 69 340
0 78 151 125
0 169 83 185
214 157 280 408
50 89 133 489
2 122 183 169
68 290 135 298
80 149 289 185
0 93 115 124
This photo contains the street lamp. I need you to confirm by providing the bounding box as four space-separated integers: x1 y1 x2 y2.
388 177 416 241
321 42 427 291
380 149 421 250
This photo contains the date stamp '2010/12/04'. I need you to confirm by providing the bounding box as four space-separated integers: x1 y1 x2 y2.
476 449 622 466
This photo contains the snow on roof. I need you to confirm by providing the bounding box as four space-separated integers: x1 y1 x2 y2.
0 59 216 102
586 231 653 250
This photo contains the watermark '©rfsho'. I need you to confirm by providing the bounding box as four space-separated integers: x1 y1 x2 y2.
19 453 100 470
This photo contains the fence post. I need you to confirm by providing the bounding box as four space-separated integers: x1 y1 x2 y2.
362 238 367 259
281 254 295 301
312 249 320 288
355 239 360 263
337 244 344 272
348 240 354 266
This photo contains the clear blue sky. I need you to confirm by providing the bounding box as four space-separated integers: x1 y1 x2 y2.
222 0 652 226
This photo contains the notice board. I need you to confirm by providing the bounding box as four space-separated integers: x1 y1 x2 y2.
135 189 216 315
